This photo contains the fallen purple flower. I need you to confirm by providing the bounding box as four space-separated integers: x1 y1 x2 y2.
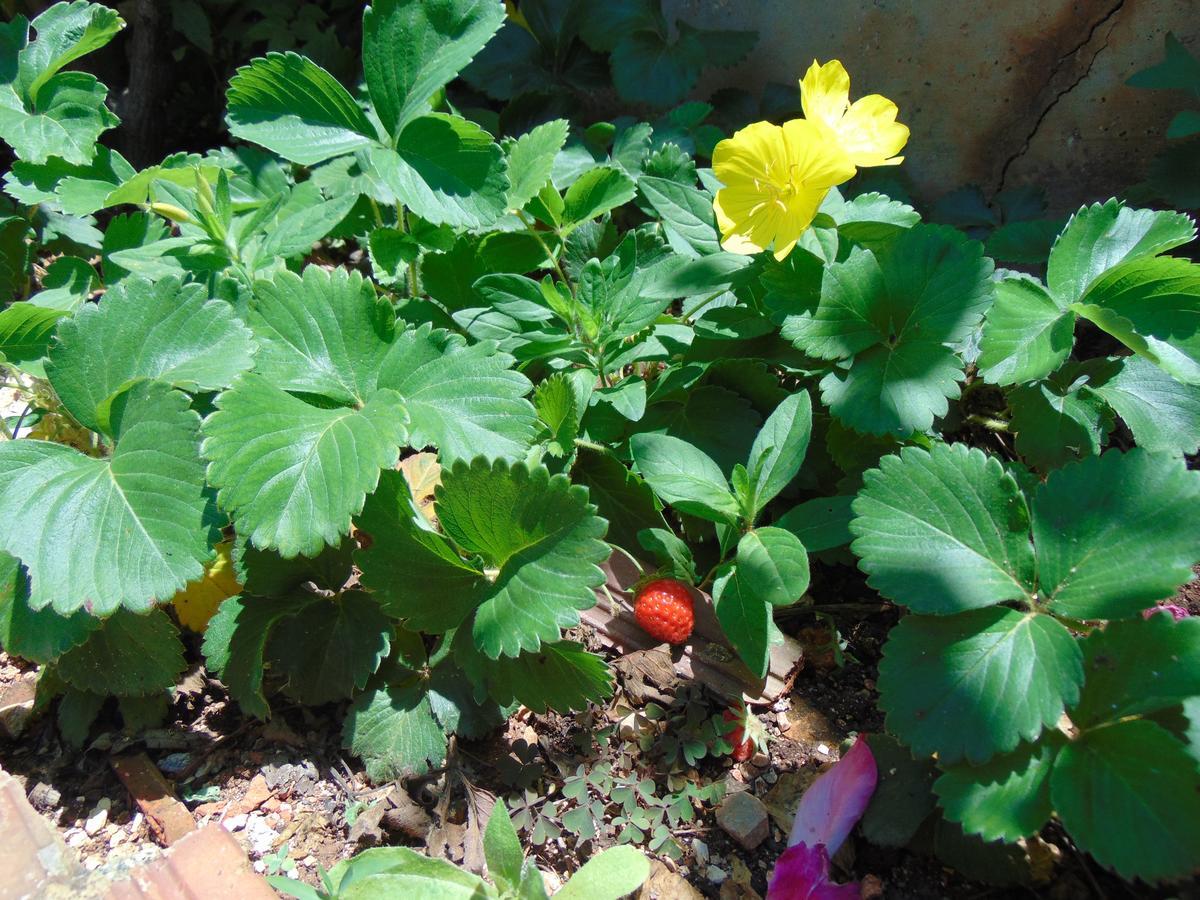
1143 603 1190 621
767 737 878 900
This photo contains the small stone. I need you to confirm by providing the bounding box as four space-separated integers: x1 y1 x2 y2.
816 743 830 756
253 860 266 874
158 752 191 776
692 839 709 866
83 856 102 872
762 769 778 784
706 865 728 884
244 815 279 855
66 829 88 848
28 782 61 810
223 813 248 831
715 792 770 850
130 812 144 833
237 774 272 813
109 830 126 848
750 750 769 767
84 799 110 836
861 874 884 899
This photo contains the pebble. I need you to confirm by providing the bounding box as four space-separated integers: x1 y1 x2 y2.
130 812 144 833
244 815 279 855
224 813 249 831
706 865 728 884
816 743 831 756
750 750 770 767
715 792 770 850
84 799 110 836
158 752 191 776
109 830 126 849
66 829 88 848
28 782 61 809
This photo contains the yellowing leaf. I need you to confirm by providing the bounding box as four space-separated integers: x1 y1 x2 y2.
172 541 241 632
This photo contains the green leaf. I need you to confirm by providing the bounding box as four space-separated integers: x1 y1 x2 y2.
561 166 637 231
984 219 1061 266
57 686 103 748
343 681 448 782
268 592 391 705
437 459 609 658
821 340 964 437
484 799 524 894
0 67 119 165
368 226 419 286
821 188 920 245
637 528 697 583
247 266 392 406
505 118 569 211
1089 355 1200 455
629 433 740 524
1072 615 1200 727
456 634 613 713
1051 720 1200 883
0 302 65 376
934 738 1059 842
1047 199 1195 306
339 849 497 899
29 255 96 311
226 52 376 165
203 375 408 558
573 449 666 552
1071 256 1200 384
0 383 210 615
1009 379 1109 471
372 114 509 229
860 733 937 848
734 527 809 606
781 245 884 359
638 175 720 256
639 384 761 476
977 277 1074 385
1031 449 1200 619
16 2 123 103
378 324 537 461
745 390 812 515
878 608 1083 765
850 444 1034 614
46 275 255 434
556 845 650 900
363 0 506 138
57 608 185 697
356 471 487 633
774 496 854 553
202 594 312 720
0 552 97 663
255 185 360 263
712 559 772 678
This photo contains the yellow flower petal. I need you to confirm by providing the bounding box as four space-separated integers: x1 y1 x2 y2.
800 59 850 128
711 118 852 260
799 59 909 171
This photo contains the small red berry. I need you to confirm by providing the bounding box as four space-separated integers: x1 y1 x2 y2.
633 578 694 644
723 708 754 761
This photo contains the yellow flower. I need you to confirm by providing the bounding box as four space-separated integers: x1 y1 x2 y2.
800 59 909 168
712 119 856 260
171 541 241 633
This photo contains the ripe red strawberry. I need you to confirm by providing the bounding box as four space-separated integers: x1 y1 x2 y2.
633 578 694 644
722 700 767 762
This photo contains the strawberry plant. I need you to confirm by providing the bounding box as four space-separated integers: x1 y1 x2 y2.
1 0 1200 891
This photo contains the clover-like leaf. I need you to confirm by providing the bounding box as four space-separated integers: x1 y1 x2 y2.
878 608 1083 765
57 608 185 697
1051 720 1200 883
0 383 210 615
1046 199 1195 306
363 0 506 138
977 277 1074 386
378 324 538 462
934 738 1060 843
1031 449 1200 619
343 680 448 782
436 459 609 658
225 52 377 165
0 551 97 663
268 591 392 705
203 375 408 558
851 444 1034 614
46 275 255 433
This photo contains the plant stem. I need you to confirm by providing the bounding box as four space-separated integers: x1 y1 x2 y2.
517 210 570 289
686 289 729 321
966 413 1011 433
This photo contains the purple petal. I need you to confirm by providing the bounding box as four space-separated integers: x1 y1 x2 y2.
788 736 877 854
1143 603 1190 621
767 843 861 900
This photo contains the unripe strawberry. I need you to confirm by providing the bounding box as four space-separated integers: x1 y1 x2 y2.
633 578 694 644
